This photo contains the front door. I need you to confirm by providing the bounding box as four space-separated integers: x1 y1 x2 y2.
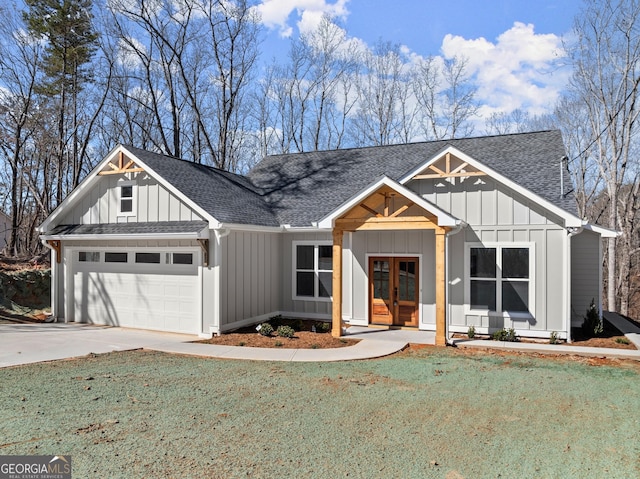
369 257 419 327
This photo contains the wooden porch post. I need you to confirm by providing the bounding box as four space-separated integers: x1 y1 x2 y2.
435 228 447 346
332 228 344 337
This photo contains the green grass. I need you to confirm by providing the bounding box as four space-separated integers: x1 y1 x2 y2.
1 349 639 478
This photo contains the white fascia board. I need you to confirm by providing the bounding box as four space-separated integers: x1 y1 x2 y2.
317 176 460 229
582 223 620 238
216 223 284 233
399 145 583 228
38 145 221 233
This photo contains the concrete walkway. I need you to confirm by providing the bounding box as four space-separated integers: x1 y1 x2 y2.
2 321 640 367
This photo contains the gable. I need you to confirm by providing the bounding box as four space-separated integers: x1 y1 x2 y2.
57 170 204 226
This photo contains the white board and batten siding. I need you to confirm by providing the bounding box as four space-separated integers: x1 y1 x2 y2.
58 173 203 225
408 176 569 336
219 231 281 330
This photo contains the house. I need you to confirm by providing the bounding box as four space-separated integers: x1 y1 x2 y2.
0 210 9 251
37 131 616 345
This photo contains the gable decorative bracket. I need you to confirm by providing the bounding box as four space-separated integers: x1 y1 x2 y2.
197 239 209 267
98 151 145 176
413 152 486 179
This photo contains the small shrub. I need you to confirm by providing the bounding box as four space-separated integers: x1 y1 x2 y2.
492 328 517 342
311 344 320 349
467 325 476 339
616 337 631 345
238 341 246 347
339 338 348 344
256 323 274 337
549 331 559 344
581 299 603 338
315 322 331 333
277 325 295 338
274 341 283 347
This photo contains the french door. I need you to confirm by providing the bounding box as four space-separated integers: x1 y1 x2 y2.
369 257 419 327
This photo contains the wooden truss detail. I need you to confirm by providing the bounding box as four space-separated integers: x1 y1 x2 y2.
98 151 145 176
412 152 486 179
47 240 61 264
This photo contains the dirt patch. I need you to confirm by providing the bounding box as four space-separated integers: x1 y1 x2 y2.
197 318 359 349
570 318 637 349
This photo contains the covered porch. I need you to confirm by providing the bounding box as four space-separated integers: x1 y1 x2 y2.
319 177 461 347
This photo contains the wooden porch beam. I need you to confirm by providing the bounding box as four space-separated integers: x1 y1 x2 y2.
335 217 438 231
389 202 414 218
412 171 486 180
435 228 447 346
332 229 344 337
197 239 209 267
358 203 383 218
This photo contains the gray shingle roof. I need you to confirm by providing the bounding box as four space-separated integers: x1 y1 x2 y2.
47 221 208 236
117 131 576 229
247 130 577 226
125 146 280 227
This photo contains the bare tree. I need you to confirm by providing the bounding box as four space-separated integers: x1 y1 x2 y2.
564 0 640 315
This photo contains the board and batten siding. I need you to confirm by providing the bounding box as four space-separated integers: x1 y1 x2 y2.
347 230 436 328
219 231 281 328
280 232 333 319
407 176 569 335
58 173 203 225
571 230 601 327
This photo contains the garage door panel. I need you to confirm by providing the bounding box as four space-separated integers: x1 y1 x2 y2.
71 250 200 334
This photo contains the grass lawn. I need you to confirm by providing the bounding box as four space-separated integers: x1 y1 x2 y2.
1 348 639 478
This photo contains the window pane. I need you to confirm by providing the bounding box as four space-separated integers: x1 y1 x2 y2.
502 248 529 278
319 272 332 297
296 245 314 270
296 272 314 297
318 245 333 270
502 281 529 312
373 260 389 300
136 252 160 264
470 280 496 310
120 199 133 213
121 185 133 198
105 252 128 263
172 253 193 265
79 251 99 262
470 248 496 278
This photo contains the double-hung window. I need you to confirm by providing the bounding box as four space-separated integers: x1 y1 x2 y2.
118 182 135 216
293 242 333 300
467 244 533 316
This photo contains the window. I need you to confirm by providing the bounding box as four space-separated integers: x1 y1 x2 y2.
467 244 532 315
171 253 193 265
105 252 128 263
136 252 161 264
118 182 135 215
293 243 333 299
79 251 100 262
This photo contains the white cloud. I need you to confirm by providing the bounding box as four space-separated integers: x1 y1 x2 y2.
441 22 569 117
254 0 349 37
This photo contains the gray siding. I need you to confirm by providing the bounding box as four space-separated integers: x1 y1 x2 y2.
220 231 281 328
59 174 203 225
571 230 601 326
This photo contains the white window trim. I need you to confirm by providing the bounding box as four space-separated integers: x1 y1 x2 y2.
117 180 137 217
464 242 536 319
292 240 333 302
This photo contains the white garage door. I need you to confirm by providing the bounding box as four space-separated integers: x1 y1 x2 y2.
69 249 200 334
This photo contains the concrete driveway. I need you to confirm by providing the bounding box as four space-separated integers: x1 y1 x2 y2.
0 322 198 368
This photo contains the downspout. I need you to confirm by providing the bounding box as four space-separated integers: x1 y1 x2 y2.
41 239 59 322
210 228 230 336
565 226 583 344
445 222 466 345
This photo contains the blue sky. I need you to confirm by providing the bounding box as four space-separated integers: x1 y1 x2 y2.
255 0 584 120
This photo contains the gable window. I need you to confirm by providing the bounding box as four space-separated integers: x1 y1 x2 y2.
467 244 533 316
118 182 135 216
293 242 333 300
